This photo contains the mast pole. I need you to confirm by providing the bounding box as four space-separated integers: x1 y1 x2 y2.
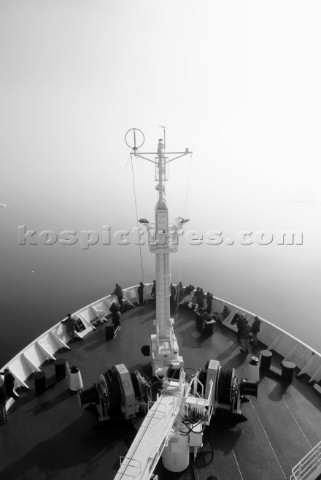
125 129 191 375
155 139 171 343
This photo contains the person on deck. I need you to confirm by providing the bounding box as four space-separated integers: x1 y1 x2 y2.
236 315 246 344
176 282 184 303
0 374 7 424
222 305 231 319
61 314 76 342
138 282 144 305
206 292 213 314
112 284 124 311
110 302 121 328
151 280 156 303
170 283 177 305
0 369 19 400
251 316 261 347
240 320 252 353
199 288 205 308
194 287 204 309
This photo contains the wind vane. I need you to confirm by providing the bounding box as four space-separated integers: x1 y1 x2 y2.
125 128 145 152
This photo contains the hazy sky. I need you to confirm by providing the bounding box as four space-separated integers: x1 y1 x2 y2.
1 1 321 205
1 0 321 357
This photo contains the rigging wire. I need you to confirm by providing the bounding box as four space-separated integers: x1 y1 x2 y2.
130 154 145 283
184 153 193 219
177 152 193 288
119 298 128 365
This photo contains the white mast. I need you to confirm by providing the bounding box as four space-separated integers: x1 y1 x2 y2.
126 129 191 375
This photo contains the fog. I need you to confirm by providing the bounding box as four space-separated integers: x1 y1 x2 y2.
1 0 321 364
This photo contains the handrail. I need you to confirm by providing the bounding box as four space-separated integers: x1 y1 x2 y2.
2 284 321 402
179 291 321 381
290 441 321 480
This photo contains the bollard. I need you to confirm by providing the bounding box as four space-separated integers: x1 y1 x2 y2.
281 361 296 383
34 371 46 395
69 365 83 392
54 358 67 382
260 350 272 371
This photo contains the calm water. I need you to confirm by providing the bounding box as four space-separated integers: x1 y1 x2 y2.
1 196 320 367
